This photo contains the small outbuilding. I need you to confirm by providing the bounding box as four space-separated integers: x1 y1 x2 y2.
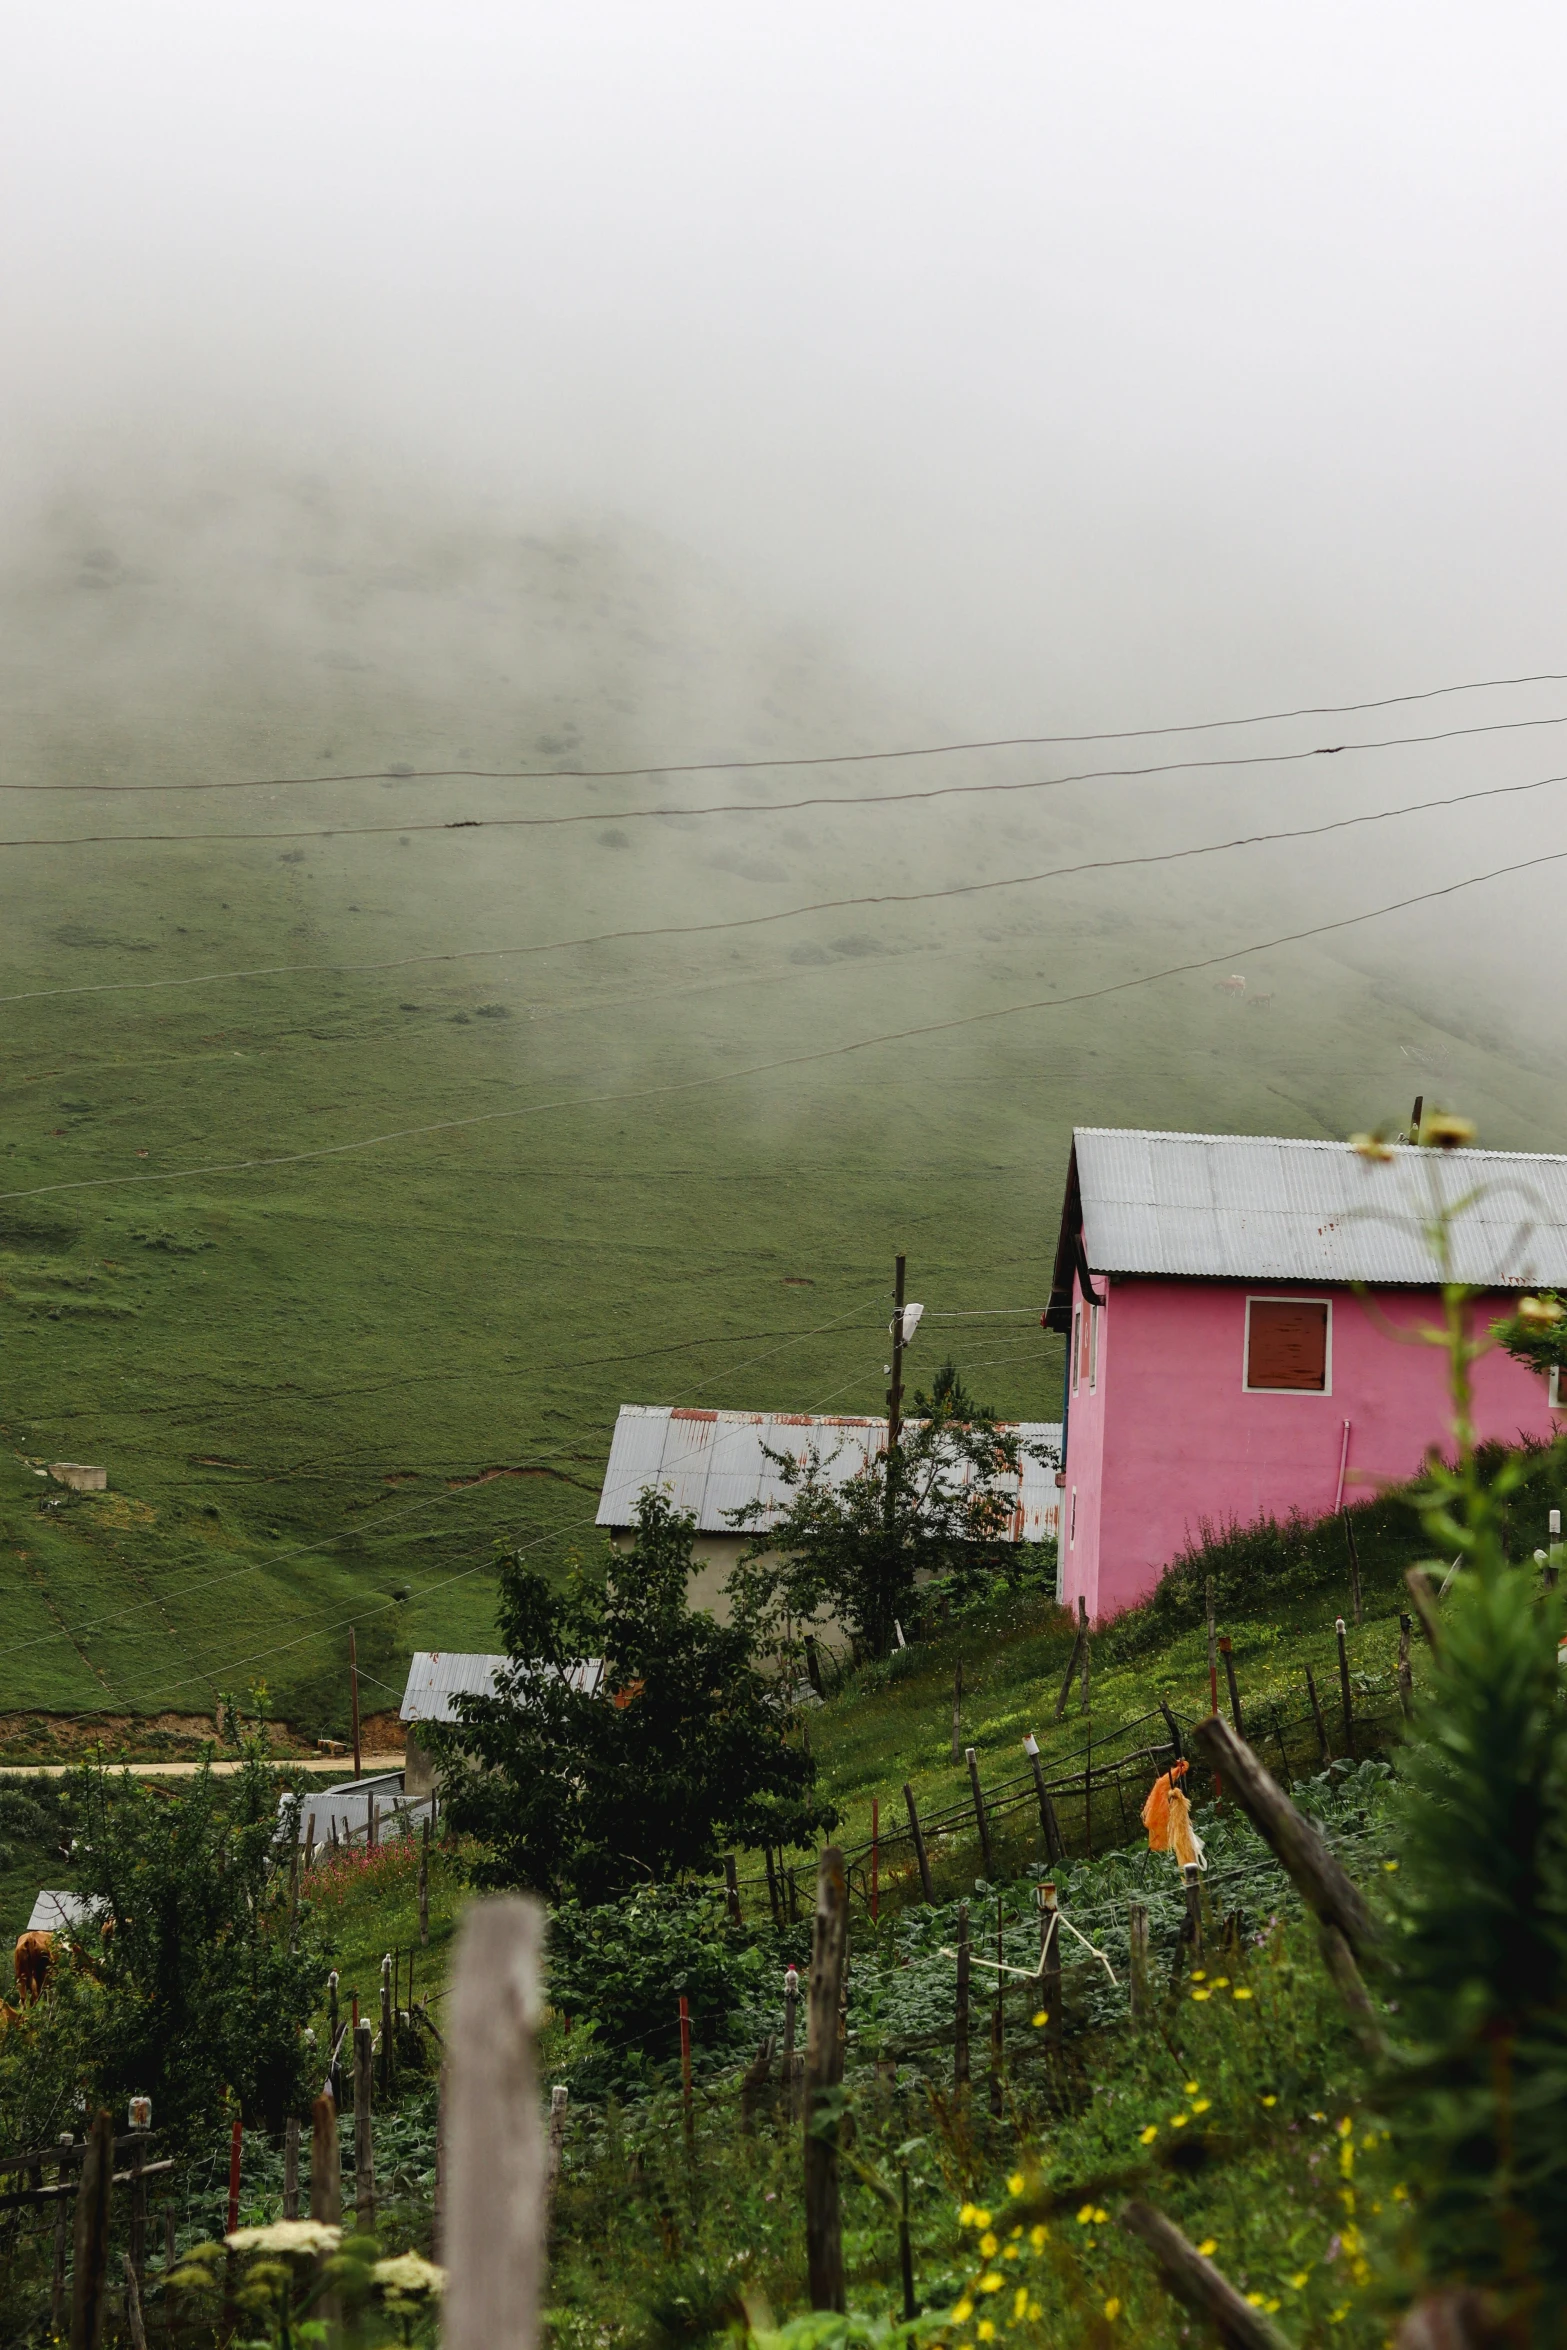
1046 1127 1567 1621
595 1405 1062 1615
398 1651 604 1798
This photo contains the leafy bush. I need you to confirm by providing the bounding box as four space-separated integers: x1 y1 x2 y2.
550 1885 768 2090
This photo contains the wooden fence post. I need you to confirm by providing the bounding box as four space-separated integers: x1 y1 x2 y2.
951 1660 963 1762
353 2020 375 2231
1054 1605 1085 1722
1182 1863 1204 1960
902 1783 934 1904
1188 1714 1378 1961
1022 1734 1064 1863
1268 1700 1294 1789
783 1966 800 2116
442 1896 546 2350
1080 1600 1091 1714
953 1901 971 2088
1397 1615 1414 1719
764 1847 782 1930
1219 1637 1245 1737
304 1811 316 1875
51 2133 71 2334
380 1953 395 2096
1121 2199 1291 2350
283 2115 300 2220
1037 1883 1061 2050
964 1748 994 1879
678 1995 694 2147
327 1972 340 2105
128 2122 147 2290
419 1817 430 1948
1128 1901 1150 2020
69 2108 113 2350
898 2162 916 2321
1342 1511 1364 1629
1205 1580 1222 1802
1304 1665 1329 1763
1335 1618 1355 1757
988 1915 1005 2118
311 2088 344 2236
724 1854 741 1927
804 1848 849 2314
803 1635 825 1698
121 2255 148 2350
226 2112 243 2235
870 1799 880 1924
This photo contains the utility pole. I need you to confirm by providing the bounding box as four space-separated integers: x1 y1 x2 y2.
350 1629 362 1781
885 1253 907 1536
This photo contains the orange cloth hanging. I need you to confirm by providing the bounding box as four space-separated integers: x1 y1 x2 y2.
1165 1784 1205 1870
1141 1759 1190 1852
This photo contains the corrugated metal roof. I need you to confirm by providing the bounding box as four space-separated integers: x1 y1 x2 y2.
1063 1129 1567 1289
596 1407 1063 1543
26 1890 104 1935
399 1652 603 1724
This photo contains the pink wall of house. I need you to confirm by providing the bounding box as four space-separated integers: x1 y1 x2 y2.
1060 1270 1561 1622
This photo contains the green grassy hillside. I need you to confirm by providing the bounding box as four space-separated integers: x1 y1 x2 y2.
5 468 1567 1736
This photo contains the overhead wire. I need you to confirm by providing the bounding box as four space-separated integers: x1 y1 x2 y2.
8 665 1567 790
6 709 1567 847
7 834 1567 1211
7 757 1567 1012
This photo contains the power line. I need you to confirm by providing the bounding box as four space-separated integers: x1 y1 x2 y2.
6 709 1567 849
7 759 1567 1012
5 834 1567 1212
9 666 1567 792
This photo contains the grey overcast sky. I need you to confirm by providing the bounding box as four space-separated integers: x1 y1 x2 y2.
3 2 1565 723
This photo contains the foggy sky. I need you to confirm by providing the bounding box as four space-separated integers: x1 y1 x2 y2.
6 2 1566 728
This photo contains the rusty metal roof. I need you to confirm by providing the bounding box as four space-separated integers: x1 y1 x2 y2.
1047 1129 1567 1319
596 1406 1062 1543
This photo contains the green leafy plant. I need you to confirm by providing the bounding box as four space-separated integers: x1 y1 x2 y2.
427 1489 837 1902
726 1362 1055 1662
550 1883 766 2086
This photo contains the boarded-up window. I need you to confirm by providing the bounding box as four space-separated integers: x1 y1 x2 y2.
1246 1299 1329 1391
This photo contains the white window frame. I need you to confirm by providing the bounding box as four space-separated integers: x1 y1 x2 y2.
1550 1364 1566 1409
1088 1301 1100 1392
1071 1306 1082 1397
1243 1294 1333 1396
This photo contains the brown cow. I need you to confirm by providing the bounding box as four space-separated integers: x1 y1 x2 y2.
14 1931 55 2004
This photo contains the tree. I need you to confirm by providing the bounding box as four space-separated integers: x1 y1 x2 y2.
725 1359 1055 1661
64 1737 319 2142
426 1490 836 1903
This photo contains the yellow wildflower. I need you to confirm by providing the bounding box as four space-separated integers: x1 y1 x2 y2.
1012 2288 1028 2320
959 2205 978 2229
1138 2125 1158 2145
1232 1986 1253 2000
978 2273 1004 2294
1183 2080 1200 2095
1170 2114 1189 2129
1261 2095 1277 2109
973 2209 992 2231
953 2300 974 2323
1029 2226 1048 2251
1289 2273 1309 2291
1007 2173 1025 2199
1384 1859 1399 1872
1026 2301 1041 2322
1190 1988 1211 2002
1076 2204 1095 2226
1003 2246 1019 2262
979 2233 998 2258
1246 2294 1265 2309
1009 2225 1022 2240
977 2324 995 2343
1103 2300 1121 2323
1032 2010 1048 2028
1191 2098 1211 2114
1212 1976 1230 1989
1197 2239 1218 2258
1093 2208 1108 2224
1190 1971 1206 1983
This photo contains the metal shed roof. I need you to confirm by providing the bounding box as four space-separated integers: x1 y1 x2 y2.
26 1890 103 1936
596 1407 1063 1543
1047 1129 1567 1322
399 1651 603 1724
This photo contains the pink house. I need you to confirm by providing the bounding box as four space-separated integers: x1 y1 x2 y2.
1045 1129 1567 1622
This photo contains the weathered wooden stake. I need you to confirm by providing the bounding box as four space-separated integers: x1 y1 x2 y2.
951 1659 963 1761
443 1897 546 2350
803 1634 825 1698
1182 1862 1204 1960
678 1994 694 2147
724 1853 741 1927
310 2092 341 2222
163 2204 176 2275
1038 1882 1061 2050
1079 1597 1091 1714
782 1966 800 2116
903 1782 934 1903
1159 1700 1185 1761
51 2134 71 2334
547 2084 569 2190
765 1845 783 1929
419 1815 431 1947
1336 1617 1355 1757
898 2162 916 2321
1304 1664 1329 1762
128 2124 147 2288
353 2020 375 2230
870 1798 880 1923
1023 1733 1064 1863
121 2255 148 2350
964 1748 994 1879
304 1811 316 1874
69 2109 113 2350
1053 1612 1083 1723
1128 1900 1150 2020
1342 1510 1364 1628
988 1914 1005 2118
1205 1579 1222 1800
1121 2199 1291 2350
804 1848 849 2314
1219 1636 1245 1736
283 2114 300 2219
380 1953 395 2095
326 1972 340 2103
226 2112 242 2235
953 1900 971 2087
1404 1564 1442 1650
1189 1713 1378 1961
1397 1614 1414 1719
1269 1700 1294 1790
